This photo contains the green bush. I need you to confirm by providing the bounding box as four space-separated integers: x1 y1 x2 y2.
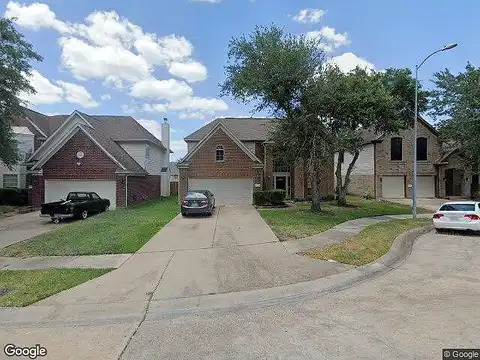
253 191 268 206
0 188 28 206
269 189 286 205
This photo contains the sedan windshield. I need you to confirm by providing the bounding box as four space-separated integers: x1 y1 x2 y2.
439 203 476 212
185 192 207 199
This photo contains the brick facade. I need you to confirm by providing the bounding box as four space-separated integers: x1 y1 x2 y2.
375 121 442 198
343 175 375 197
42 131 118 180
116 175 162 207
28 175 44 207
437 152 471 198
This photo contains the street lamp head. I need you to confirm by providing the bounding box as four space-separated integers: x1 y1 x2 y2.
442 43 458 51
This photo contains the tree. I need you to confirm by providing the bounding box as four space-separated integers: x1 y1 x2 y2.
429 63 480 178
323 66 429 205
0 17 42 168
220 26 331 212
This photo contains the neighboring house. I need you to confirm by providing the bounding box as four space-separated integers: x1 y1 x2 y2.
177 118 334 205
334 116 478 199
6 108 171 209
0 126 35 189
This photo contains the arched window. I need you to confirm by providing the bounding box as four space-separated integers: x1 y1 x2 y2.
390 137 403 161
215 145 225 162
417 137 427 161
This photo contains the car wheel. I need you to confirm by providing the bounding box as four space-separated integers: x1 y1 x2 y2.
81 210 88 220
182 212 187 217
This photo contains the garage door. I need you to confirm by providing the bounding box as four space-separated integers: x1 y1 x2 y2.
45 180 117 209
381 176 405 198
188 179 253 206
417 176 435 198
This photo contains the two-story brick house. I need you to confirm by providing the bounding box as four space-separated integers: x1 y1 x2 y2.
334 116 478 199
3 108 172 209
177 118 334 205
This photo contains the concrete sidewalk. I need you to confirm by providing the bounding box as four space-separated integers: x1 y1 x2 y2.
0 254 131 270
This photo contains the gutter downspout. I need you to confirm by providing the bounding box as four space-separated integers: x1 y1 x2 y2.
125 174 130 207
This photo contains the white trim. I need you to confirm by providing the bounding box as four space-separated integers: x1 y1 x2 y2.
25 116 47 138
32 125 126 170
27 111 94 163
180 122 262 164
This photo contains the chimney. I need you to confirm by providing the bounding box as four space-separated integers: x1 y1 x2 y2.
161 117 170 156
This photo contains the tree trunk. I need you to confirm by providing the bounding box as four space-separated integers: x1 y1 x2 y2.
335 151 344 201
336 150 360 206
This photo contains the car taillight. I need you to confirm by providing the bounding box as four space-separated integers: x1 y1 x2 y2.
433 213 444 219
465 214 480 220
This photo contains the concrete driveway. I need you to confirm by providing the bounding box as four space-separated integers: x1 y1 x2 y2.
35 206 351 306
0 211 64 249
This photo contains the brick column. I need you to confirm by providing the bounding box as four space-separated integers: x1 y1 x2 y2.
253 165 263 191
178 166 188 203
28 175 44 208
116 174 126 207
263 144 273 190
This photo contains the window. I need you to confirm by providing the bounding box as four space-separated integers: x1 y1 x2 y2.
145 144 150 158
3 174 18 188
417 137 427 161
91 193 100 200
215 145 225 162
390 137 403 161
273 159 291 172
77 193 90 200
439 203 475 212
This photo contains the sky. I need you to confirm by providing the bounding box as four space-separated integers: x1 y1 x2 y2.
1 0 478 160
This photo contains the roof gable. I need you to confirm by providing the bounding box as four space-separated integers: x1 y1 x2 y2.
180 122 262 164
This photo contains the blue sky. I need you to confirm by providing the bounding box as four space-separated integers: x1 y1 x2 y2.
1 0 477 160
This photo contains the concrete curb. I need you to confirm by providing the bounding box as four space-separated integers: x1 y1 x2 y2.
141 224 435 319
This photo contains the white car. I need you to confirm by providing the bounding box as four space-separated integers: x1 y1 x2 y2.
433 201 480 232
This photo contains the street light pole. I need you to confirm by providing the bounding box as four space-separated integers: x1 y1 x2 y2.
412 43 458 219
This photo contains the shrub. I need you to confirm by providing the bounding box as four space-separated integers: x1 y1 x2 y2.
268 189 286 205
253 191 268 206
0 188 28 206
363 191 373 200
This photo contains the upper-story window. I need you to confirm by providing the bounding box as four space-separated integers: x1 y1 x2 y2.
417 137 427 161
273 159 291 172
215 145 225 162
145 144 150 159
391 137 403 161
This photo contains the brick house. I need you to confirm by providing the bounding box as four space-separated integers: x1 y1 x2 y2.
334 116 478 199
177 118 334 205
8 108 171 209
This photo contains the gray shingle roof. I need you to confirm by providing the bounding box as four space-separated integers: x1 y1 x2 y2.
184 117 277 142
21 108 168 174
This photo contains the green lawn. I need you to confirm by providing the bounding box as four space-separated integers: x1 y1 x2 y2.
260 197 425 240
0 269 112 307
307 218 431 266
0 197 179 257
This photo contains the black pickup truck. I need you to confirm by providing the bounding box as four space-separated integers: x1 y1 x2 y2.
40 192 110 223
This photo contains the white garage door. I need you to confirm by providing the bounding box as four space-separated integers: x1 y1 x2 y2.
45 180 117 209
417 176 435 198
188 179 253 206
381 176 405 198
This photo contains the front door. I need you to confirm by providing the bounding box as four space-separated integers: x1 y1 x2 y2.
446 169 464 197
274 175 291 198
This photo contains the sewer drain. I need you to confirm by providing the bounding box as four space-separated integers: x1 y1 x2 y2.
0 289 11 296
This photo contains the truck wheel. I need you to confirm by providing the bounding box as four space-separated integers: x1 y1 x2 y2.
81 210 88 220
52 218 60 224
103 205 109 212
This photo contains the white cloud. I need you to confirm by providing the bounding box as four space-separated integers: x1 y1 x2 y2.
137 119 163 140
293 9 325 24
130 79 193 101
4 1 71 33
327 52 375 74
100 94 111 101
170 140 188 160
19 70 64 105
121 104 135 114
168 97 229 113
135 34 193 66
306 26 349 53
168 61 207 83
142 103 168 113
179 112 205 120
59 37 151 85
56 81 98 108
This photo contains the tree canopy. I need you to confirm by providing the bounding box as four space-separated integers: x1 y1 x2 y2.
0 17 42 167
